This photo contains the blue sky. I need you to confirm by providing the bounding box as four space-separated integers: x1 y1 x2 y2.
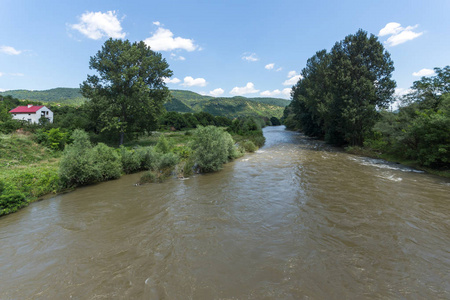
1 0 449 99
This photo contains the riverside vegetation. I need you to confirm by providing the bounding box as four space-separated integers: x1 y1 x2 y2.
0 94 269 216
282 30 449 176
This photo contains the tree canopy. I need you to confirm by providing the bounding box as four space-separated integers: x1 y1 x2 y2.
81 38 172 145
285 29 396 146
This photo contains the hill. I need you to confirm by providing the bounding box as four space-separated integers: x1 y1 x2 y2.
1 88 290 118
0 88 86 105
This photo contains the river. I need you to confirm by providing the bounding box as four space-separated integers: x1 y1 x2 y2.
0 126 449 299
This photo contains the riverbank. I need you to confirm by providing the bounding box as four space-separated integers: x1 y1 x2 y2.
0 127 264 217
345 146 450 178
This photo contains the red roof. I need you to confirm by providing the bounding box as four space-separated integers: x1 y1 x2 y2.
9 105 45 114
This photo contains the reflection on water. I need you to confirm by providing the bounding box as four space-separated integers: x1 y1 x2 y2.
1 126 449 299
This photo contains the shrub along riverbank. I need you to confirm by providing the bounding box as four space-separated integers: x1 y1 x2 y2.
0 122 266 217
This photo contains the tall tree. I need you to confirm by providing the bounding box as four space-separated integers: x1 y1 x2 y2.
329 29 396 145
81 38 172 145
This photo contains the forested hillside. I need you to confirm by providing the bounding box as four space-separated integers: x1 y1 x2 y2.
1 88 289 118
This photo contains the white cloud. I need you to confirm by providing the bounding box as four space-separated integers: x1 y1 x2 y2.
153 21 161 26
181 76 207 87
209 88 224 97
230 82 259 95
170 53 186 61
163 77 181 84
378 22 403 37
0 88 5 92
283 75 302 86
287 70 298 78
0 72 3 77
265 63 275 70
70 11 126 40
144 27 198 52
378 22 423 47
282 88 291 97
0 46 22 55
394 87 413 97
260 89 281 97
412 68 435 77
242 53 258 62
276 67 283 72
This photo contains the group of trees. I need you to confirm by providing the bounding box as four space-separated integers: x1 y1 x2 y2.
283 29 448 169
284 29 396 146
367 67 449 168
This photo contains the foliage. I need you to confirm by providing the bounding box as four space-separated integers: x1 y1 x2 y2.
81 38 172 145
241 140 258 152
34 128 70 150
0 181 27 216
284 29 396 146
59 130 121 188
191 126 237 172
362 66 450 169
155 134 172 153
0 88 87 105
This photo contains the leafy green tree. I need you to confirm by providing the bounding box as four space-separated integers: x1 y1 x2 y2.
81 38 172 145
191 126 237 172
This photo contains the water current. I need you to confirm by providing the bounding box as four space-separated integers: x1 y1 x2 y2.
0 126 449 299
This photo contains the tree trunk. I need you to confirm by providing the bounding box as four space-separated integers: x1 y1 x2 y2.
119 130 124 146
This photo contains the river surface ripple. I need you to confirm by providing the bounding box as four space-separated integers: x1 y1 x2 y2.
0 126 449 299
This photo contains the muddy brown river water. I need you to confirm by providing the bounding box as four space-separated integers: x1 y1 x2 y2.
0 126 449 299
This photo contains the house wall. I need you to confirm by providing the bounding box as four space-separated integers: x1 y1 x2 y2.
11 107 54 124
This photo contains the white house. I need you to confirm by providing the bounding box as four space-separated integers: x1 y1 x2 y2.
9 105 53 124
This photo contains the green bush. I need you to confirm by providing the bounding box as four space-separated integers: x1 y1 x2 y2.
158 152 180 170
135 146 161 170
241 140 257 152
191 126 236 172
92 143 122 181
155 134 172 154
139 171 157 184
0 182 28 216
59 130 121 188
120 146 141 174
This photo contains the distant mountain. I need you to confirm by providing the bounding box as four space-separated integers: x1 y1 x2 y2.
1 88 290 118
0 88 86 105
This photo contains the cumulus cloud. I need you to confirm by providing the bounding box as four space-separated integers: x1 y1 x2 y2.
242 53 258 62
181 76 207 87
144 27 198 52
283 76 302 86
153 21 161 26
282 88 291 97
412 68 435 77
394 87 413 97
265 63 275 70
163 77 181 84
287 70 298 78
378 22 423 47
70 11 126 40
230 82 259 95
276 67 283 72
0 46 22 55
209 88 225 97
260 89 281 97
282 70 302 86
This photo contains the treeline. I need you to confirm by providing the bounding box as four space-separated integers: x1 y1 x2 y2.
283 29 449 170
363 67 449 169
283 29 395 146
